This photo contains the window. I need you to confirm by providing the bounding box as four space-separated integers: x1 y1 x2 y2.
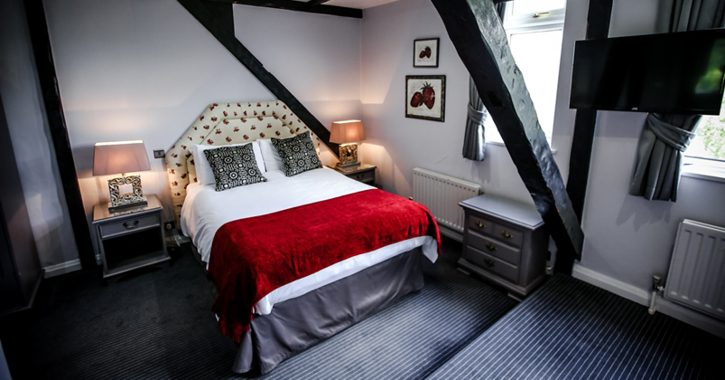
484 0 566 144
683 97 725 178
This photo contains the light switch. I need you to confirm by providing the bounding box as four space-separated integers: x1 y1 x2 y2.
153 150 165 159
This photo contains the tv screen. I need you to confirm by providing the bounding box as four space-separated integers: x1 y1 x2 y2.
570 29 725 115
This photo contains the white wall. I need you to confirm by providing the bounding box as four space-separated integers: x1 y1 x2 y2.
360 0 533 204
361 0 725 332
43 0 362 228
0 0 79 270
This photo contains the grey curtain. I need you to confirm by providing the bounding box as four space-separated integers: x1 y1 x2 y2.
629 0 725 201
462 1 507 161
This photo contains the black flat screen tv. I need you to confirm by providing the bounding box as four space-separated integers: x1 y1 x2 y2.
570 29 725 115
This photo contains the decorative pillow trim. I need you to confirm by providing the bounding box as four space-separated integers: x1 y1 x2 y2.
204 144 267 191
271 131 322 177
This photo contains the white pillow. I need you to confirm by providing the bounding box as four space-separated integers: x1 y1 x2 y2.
258 138 284 172
193 141 265 186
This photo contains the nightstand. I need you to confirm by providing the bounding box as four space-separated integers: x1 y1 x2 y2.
329 163 376 186
92 194 169 279
457 194 549 299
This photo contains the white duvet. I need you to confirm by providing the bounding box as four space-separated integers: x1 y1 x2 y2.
181 167 437 315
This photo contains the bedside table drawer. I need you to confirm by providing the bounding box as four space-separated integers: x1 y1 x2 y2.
349 170 374 184
493 224 524 248
467 231 521 266
99 213 160 239
467 215 496 236
464 246 519 283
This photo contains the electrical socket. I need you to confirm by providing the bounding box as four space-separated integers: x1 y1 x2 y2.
153 150 165 159
164 221 176 231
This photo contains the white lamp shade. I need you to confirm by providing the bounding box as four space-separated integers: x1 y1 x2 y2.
93 140 151 176
330 120 365 144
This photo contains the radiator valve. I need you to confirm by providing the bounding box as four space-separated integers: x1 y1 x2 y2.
648 274 665 315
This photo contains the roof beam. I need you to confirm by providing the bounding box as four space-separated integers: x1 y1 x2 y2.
431 0 584 273
178 0 339 156
207 0 362 18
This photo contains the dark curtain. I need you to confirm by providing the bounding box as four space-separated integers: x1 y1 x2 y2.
462 1 507 161
629 0 725 201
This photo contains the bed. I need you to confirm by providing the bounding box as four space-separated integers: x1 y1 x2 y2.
165 101 440 374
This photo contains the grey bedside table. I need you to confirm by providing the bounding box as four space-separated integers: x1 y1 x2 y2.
457 194 549 299
92 194 169 279
328 163 376 186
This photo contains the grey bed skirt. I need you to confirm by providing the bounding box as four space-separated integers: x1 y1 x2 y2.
233 247 426 375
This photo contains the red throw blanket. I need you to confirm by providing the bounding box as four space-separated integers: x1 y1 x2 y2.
208 189 441 342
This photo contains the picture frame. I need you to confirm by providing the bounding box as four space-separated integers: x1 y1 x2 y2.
405 75 446 122
413 38 439 68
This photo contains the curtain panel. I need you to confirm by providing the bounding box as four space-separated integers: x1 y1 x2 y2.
462 1 507 161
629 0 725 201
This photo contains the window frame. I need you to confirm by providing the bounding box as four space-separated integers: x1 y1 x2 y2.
485 3 566 145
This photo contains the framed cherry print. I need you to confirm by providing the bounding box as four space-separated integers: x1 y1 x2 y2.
405 75 445 122
413 38 439 68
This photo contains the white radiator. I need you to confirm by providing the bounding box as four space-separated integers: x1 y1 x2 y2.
665 219 725 321
412 168 481 235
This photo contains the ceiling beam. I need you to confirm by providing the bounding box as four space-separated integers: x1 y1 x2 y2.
178 0 339 156
207 0 362 18
431 0 585 273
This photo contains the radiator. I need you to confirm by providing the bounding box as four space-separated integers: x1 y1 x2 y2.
412 168 481 234
665 219 725 321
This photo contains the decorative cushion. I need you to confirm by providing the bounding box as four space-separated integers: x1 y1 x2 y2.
257 139 284 172
194 142 264 186
270 131 322 177
203 144 267 191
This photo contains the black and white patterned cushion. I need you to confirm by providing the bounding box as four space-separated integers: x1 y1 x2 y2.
270 131 322 177
203 144 267 191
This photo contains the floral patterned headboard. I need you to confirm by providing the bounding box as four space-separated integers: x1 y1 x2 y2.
165 100 326 224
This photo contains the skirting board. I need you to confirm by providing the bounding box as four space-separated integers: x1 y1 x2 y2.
44 259 82 278
439 225 462 243
573 264 725 339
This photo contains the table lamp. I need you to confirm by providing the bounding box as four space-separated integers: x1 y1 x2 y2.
330 120 365 169
93 140 151 212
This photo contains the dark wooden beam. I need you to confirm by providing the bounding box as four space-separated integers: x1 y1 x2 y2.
179 0 339 156
431 0 584 271
23 0 97 270
207 0 362 18
566 0 613 223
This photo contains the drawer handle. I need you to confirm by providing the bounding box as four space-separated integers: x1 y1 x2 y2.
476 221 486 229
501 230 513 239
123 220 140 229
484 258 496 267
485 243 497 252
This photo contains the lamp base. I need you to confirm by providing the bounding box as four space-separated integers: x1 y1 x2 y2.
337 142 359 168
107 174 147 213
108 197 148 213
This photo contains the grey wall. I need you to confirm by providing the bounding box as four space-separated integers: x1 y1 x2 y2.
360 0 725 310
43 0 362 223
0 0 79 271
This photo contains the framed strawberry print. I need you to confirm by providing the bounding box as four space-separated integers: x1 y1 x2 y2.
406 75 445 122
413 38 439 68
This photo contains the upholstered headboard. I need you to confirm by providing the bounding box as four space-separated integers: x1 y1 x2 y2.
165 100 327 223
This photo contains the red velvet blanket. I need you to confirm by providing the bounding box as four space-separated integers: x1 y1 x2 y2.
208 189 441 342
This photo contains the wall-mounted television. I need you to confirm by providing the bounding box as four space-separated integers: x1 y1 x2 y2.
570 29 725 115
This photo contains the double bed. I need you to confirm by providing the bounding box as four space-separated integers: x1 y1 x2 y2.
165 100 440 374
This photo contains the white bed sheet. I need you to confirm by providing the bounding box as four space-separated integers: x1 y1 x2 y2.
181 167 438 315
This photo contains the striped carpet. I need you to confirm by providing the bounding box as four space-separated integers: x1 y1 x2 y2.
1 238 517 379
426 274 724 380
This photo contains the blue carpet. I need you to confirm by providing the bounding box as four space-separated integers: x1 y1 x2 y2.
426 274 724 380
1 239 516 379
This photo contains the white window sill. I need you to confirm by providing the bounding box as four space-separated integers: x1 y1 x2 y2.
681 158 725 184
486 140 558 155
